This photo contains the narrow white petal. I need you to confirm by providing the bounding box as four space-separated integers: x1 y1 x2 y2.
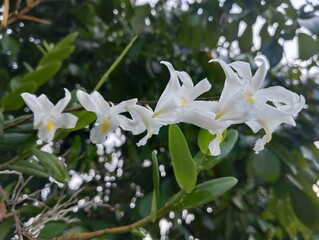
186 78 211 101
77 90 97 112
229 61 253 80
90 91 111 113
180 110 220 130
37 94 55 110
53 88 71 113
157 61 180 110
112 98 138 113
176 71 194 88
251 56 268 92
21 93 47 113
209 59 243 105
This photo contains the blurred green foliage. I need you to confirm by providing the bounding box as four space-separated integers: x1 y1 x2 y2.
1 0 319 239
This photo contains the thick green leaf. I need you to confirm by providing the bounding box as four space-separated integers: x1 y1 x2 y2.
172 177 238 211
288 175 319 230
1 82 36 111
9 160 50 179
298 33 318 60
150 150 160 222
32 148 70 183
23 61 62 88
252 148 281 183
39 45 75 66
169 124 197 193
0 133 32 146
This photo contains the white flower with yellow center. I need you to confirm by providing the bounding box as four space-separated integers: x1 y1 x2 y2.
210 56 305 153
76 90 137 144
21 89 78 143
129 61 219 147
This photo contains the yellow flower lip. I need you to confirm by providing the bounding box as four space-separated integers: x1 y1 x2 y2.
101 118 110 133
245 94 255 104
46 121 54 131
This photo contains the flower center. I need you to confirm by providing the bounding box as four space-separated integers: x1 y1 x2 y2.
215 112 223 120
181 98 187 108
245 94 255 104
46 121 54 131
101 118 110 133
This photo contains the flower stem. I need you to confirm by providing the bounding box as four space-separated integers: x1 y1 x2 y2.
54 190 186 240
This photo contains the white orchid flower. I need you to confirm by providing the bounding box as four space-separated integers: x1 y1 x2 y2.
21 89 78 143
210 56 305 153
130 61 219 147
157 61 224 131
127 104 163 147
76 90 137 144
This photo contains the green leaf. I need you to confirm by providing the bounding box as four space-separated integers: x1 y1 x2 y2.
23 61 62 88
197 130 238 170
150 150 160 222
9 160 50 179
0 111 3 136
288 175 319 230
169 124 197 193
1 82 37 111
38 221 70 239
198 128 216 155
39 45 75 66
219 129 238 159
0 218 14 240
0 133 32 146
69 110 96 131
55 32 79 48
32 148 70 183
298 33 318 60
172 177 238 211
252 148 281 183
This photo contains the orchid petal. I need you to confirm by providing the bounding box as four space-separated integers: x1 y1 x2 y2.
251 56 268 92
229 61 253 80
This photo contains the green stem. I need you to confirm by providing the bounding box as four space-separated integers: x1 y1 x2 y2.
53 190 186 240
93 36 138 92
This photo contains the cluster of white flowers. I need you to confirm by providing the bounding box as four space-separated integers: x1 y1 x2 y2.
21 57 305 155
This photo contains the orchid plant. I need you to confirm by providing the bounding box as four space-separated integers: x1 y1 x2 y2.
0 33 306 240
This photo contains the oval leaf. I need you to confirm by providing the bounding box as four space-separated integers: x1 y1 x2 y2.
172 177 238 211
252 148 281 183
169 124 196 193
288 175 319 230
23 61 62 88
